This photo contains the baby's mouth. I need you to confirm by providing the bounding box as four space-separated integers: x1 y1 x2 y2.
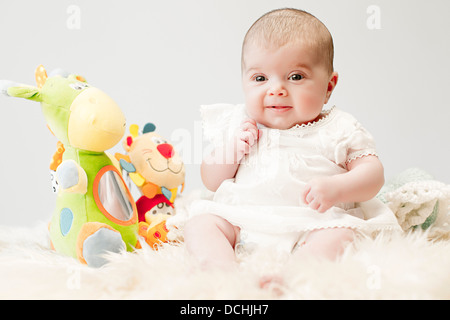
266 106 292 111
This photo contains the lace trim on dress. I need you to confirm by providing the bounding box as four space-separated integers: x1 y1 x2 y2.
287 106 337 131
345 151 378 165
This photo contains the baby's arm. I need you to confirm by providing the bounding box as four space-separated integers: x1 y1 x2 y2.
201 119 261 192
301 155 384 213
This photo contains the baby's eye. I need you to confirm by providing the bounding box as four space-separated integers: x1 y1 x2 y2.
289 74 304 81
254 75 267 82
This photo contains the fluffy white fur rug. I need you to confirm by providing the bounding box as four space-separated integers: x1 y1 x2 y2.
0 218 449 300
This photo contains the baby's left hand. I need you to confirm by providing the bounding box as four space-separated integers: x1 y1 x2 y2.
301 176 341 213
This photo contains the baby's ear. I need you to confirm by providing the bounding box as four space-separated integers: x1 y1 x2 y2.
325 72 338 103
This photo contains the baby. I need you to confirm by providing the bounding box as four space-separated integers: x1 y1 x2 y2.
184 8 400 269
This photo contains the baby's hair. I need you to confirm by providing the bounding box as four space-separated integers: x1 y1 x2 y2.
242 8 334 74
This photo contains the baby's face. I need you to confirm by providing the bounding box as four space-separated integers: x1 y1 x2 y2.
242 41 337 129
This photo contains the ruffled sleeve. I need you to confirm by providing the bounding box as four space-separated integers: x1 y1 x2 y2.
332 111 378 168
200 103 248 148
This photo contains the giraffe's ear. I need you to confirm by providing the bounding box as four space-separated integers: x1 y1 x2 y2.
0 65 45 102
1 82 42 102
0 80 20 96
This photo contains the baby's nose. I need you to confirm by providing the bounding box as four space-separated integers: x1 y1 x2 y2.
267 86 287 97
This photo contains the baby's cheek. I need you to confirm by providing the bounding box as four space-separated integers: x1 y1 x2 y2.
245 98 265 121
301 91 325 107
294 94 323 120
245 91 264 108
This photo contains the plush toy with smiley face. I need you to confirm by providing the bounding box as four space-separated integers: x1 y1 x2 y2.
115 123 185 248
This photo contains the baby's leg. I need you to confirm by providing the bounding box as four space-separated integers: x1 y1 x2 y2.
184 214 240 269
295 228 355 261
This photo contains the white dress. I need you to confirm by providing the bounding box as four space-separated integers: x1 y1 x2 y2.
189 104 402 252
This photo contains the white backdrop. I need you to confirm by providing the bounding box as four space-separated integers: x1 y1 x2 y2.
1 0 449 226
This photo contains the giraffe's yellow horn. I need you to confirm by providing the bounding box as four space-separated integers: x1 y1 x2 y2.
35 65 48 89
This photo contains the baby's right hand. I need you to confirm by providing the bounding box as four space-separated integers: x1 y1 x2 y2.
231 119 262 162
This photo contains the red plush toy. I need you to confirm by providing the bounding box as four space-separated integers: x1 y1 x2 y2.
136 194 175 249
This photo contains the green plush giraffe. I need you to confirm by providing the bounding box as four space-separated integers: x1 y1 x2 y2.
1 65 138 267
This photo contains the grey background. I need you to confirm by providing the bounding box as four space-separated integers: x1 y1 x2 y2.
1 0 449 226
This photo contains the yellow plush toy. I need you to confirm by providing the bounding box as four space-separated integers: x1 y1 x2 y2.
115 123 185 248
